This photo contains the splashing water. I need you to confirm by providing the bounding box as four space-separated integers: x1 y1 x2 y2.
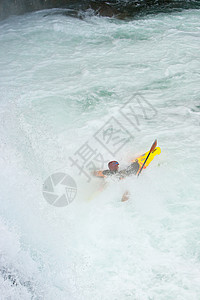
0 8 200 299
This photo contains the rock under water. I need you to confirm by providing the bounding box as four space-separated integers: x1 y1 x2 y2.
0 0 200 21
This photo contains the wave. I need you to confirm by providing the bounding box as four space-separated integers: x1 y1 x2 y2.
0 219 40 298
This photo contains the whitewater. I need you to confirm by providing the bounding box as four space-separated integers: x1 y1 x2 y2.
0 8 200 299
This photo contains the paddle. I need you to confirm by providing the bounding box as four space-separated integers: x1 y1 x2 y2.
137 139 157 177
121 140 157 202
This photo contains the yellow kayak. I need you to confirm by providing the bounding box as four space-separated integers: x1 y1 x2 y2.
132 146 161 174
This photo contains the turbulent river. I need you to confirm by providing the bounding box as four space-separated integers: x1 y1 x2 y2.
0 6 200 299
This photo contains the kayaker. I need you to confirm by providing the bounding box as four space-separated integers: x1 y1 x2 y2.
93 140 159 202
101 160 140 178
94 160 140 202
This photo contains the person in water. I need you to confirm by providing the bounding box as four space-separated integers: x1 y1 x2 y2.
93 160 140 202
102 160 140 178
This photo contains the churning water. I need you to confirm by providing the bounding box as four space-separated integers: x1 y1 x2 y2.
0 7 200 299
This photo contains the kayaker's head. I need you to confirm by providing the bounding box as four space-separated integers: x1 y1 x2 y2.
108 161 119 172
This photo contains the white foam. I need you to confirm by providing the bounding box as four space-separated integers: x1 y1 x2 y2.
1 9 200 299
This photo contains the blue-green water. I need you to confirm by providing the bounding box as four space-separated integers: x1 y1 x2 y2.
0 9 200 299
